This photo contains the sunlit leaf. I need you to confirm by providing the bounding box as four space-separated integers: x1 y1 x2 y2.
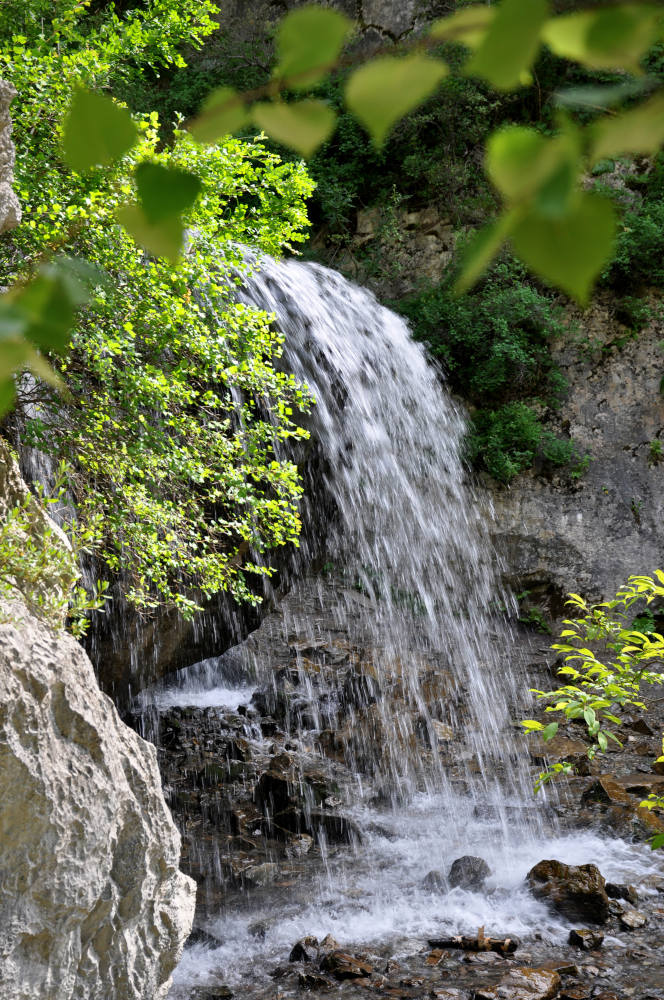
542 722 559 742
510 192 616 304
16 270 75 353
252 100 336 157
116 204 184 263
189 87 248 144
429 6 496 48
62 88 138 172
275 5 353 89
467 0 549 91
591 93 664 162
651 833 664 850
135 163 201 223
345 55 448 147
454 210 519 294
542 5 662 72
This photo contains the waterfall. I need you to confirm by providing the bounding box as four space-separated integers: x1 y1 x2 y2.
140 255 658 998
236 253 529 808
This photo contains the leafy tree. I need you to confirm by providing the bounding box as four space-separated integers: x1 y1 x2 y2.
1 2 314 617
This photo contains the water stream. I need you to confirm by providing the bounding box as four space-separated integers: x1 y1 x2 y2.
136 255 662 997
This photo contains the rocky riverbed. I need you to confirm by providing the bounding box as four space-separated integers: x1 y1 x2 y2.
131 578 664 1000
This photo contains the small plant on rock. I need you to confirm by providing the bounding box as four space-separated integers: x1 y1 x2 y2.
522 573 664 846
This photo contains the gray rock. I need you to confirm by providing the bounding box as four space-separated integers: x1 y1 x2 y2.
448 855 492 890
0 596 195 1000
422 869 446 892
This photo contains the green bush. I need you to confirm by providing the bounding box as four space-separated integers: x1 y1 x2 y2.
467 402 574 484
399 259 573 482
1 1 315 618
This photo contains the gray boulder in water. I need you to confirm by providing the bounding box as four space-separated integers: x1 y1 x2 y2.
448 855 492 890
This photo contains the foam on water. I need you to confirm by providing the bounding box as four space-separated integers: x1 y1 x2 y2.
168 799 661 996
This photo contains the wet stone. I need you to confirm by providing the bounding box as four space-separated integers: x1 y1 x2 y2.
619 909 648 930
526 859 609 924
289 936 319 963
320 951 373 980
606 883 639 905
474 967 561 1000
569 928 604 950
299 972 335 991
422 870 446 892
448 856 492 890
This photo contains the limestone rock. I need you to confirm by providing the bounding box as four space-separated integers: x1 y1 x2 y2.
475 967 561 1000
0 600 196 1000
526 859 609 924
0 79 20 233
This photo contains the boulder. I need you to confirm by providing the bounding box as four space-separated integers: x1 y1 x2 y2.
475 967 561 1000
0 598 195 1000
526 859 609 924
448 855 492 890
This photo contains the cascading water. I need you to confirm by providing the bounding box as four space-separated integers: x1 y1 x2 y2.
139 255 663 998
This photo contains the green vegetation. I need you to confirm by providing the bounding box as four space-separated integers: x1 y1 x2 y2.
523 573 664 845
400 259 574 482
0 461 106 637
1 1 314 617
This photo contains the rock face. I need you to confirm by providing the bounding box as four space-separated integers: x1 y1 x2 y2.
0 78 21 234
492 300 664 605
0 599 196 1000
526 859 609 924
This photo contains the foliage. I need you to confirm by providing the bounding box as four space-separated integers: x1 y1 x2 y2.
0 466 107 638
522 573 664 846
400 259 573 482
1 2 315 617
5 1 664 406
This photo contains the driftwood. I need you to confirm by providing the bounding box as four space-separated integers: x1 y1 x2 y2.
427 927 519 956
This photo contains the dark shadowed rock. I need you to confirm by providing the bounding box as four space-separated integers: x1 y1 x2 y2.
448 856 492 890
289 936 319 963
568 928 604 950
526 859 609 924
606 882 638 905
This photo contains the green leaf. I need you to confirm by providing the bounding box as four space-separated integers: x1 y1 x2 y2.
542 722 559 742
252 100 336 157
597 731 608 751
0 377 16 415
521 719 544 731
345 55 448 147
591 93 664 162
542 5 662 73
116 204 184 264
430 7 496 48
510 192 617 304
62 88 138 173
17 270 75 353
651 833 664 850
467 0 550 91
189 87 248 144
135 163 201 223
275 5 353 89
486 127 578 209
454 210 519 293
